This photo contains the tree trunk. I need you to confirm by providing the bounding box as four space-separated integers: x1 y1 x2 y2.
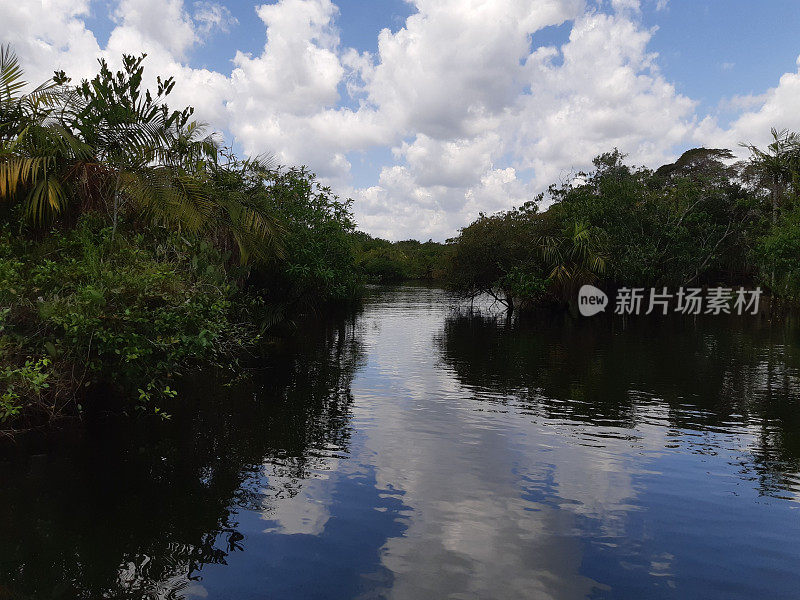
111 171 121 240
771 174 778 288
772 174 779 226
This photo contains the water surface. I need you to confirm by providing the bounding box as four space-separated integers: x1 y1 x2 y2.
2 285 800 599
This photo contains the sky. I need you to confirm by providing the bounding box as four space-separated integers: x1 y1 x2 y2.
3 0 800 240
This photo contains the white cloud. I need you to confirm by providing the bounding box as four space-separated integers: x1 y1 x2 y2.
397 134 499 189
351 162 533 241
0 0 101 84
610 0 641 13
346 3 695 238
510 11 696 186
112 0 198 59
230 0 342 116
222 0 356 174
362 0 585 139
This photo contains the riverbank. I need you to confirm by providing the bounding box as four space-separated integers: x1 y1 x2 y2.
0 50 364 432
0 222 359 434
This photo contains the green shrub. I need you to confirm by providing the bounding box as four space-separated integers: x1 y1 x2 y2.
0 356 51 421
0 217 249 427
501 266 548 301
249 166 362 306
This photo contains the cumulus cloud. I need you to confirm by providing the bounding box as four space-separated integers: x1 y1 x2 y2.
511 11 696 185
111 0 199 59
224 0 351 171
352 163 533 241
0 0 101 84
230 0 342 116
1 0 798 240
346 1 696 238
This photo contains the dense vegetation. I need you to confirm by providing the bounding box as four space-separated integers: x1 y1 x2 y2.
0 48 360 430
447 141 800 311
2 43 799 432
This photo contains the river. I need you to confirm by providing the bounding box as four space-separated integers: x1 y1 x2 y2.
2 285 799 599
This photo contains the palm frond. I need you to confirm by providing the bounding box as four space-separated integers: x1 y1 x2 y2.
26 175 66 223
126 168 214 234
220 196 284 264
0 44 26 104
0 155 54 198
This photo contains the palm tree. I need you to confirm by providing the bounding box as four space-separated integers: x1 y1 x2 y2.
0 46 281 264
138 130 282 264
0 44 90 223
541 221 608 302
742 128 800 225
742 129 800 290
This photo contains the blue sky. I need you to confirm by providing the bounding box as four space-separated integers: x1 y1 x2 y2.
642 1 800 124
5 0 800 239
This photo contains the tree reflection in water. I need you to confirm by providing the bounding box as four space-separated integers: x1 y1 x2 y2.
0 313 365 600
435 308 800 497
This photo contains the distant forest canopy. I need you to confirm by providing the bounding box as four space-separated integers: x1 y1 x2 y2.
1 46 798 430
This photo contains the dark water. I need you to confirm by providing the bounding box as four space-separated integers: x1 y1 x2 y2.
2 285 800 600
